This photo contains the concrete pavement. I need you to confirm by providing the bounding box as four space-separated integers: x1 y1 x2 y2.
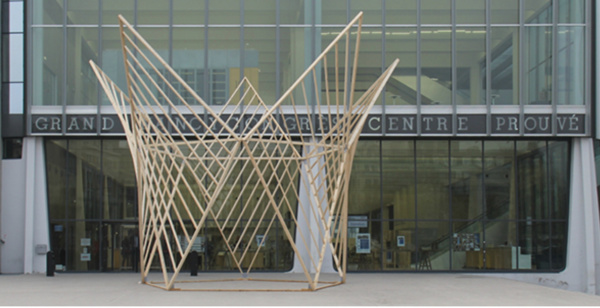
1 272 599 306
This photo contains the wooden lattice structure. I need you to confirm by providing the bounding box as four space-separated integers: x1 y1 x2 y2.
89 12 398 291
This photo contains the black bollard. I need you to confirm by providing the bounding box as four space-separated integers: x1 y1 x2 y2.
46 251 55 277
190 251 198 276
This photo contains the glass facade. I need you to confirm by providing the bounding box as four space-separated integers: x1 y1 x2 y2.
347 139 570 271
32 0 585 273
29 0 589 111
45 138 296 272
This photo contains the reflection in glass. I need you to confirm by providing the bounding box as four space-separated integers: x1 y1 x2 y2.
101 28 128 104
416 141 449 220
484 141 515 221
525 26 552 105
67 221 100 271
32 0 62 25
385 0 417 25
558 0 585 24
102 140 136 220
66 28 98 106
245 28 277 104
382 140 415 220
279 0 306 25
456 28 486 105
67 0 98 25
383 221 415 270
173 0 205 25
490 27 519 105
320 0 347 24
245 0 276 24
417 221 450 270
556 27 584 105
524 0 552 24
207 28 240 105
491 0 519 24
350 0 382 25
451 141 483 220
348 141 380 216
420 0 451 25
518 221 550 269
33 28 63 106
518 141 549 220
207 0 241 25
171 28 206 105
67 140 102 220
452 221 483 271
385 28 417 105
102 0 134 25
47 140 68 220
548 141 569 220
420 28 451 105
137 0 169 25
456 0 485 24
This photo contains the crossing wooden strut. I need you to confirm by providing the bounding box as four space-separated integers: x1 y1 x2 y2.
90 11 398 291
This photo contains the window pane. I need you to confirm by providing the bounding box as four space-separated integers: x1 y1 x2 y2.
66 28 98 106
385 0 417 25
8 34 24 82
347 219 382 271
491 27 519 105
137 0 169 25
558 0 585 24
421 28 452 105
382 140 415 220
67 140 102 220
550 222 567 270
383 221 416 270
525 26 552 105
453 221 483 270
491 0 519 24
208 0 240 25
102 140 136 220
524 0 552 24
484 221 517 270
321 0 347 24
245 0 276 24
172 28 205 105
556 27 584 105
456 0 485 24
67 0 98 25
548 141 569 220
518 221 550 269
484 141 515 220
417 140 449 220
421 0 451 25
417 221 450 270
385 27 417 105
348 141 380 216
517 141 549 220
456 28 486 105
67 221 100 271
207 28 240 105
279 27 308 102
279 0 306 25
32 0 63 25
451 141 483 220
351 0 382 25
32 28 63 106
101 27 128 105
245 28 277 104
173 0 205 25
102 0 134 25
46 139 68 220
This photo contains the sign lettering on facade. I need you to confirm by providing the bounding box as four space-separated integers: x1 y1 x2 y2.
31 113 587 136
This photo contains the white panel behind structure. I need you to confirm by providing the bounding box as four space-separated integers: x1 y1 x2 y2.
0 137 49 274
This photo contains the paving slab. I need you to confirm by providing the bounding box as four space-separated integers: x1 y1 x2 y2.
1 272 599 306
